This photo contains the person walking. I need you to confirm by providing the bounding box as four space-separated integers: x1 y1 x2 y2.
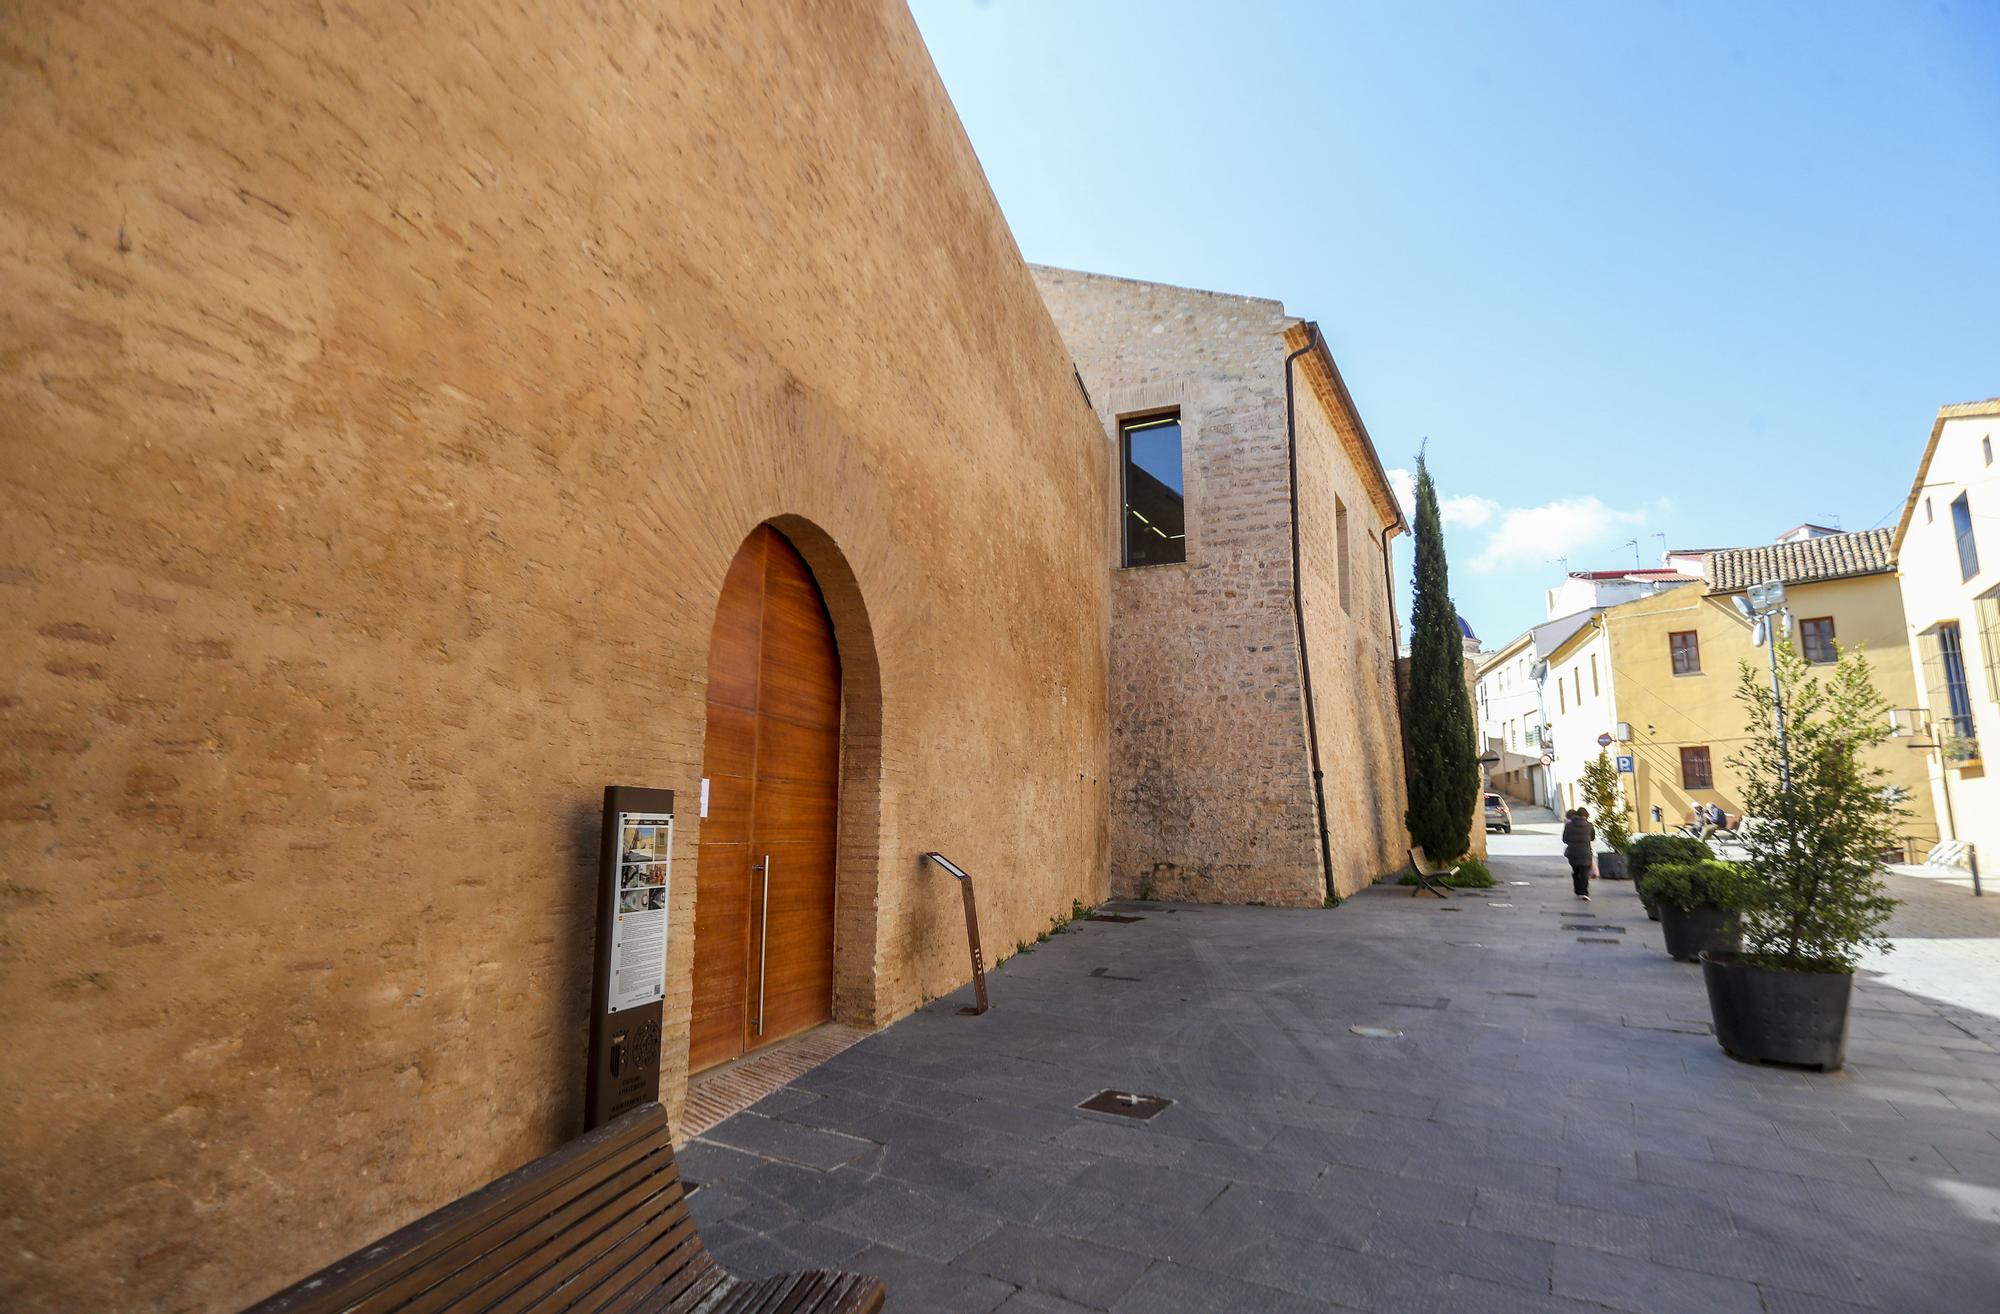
1562 806 1596 900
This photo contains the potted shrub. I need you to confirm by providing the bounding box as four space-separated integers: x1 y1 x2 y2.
1627 834 1715 921
1701 638 1903 1071
1642 859 1751 962
1580 749 1633 878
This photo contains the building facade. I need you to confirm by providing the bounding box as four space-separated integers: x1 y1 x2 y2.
1033 268 1411 905
1475 631 1551 805
1540 530 1938 855
0 6 1111 1312
1892 399 2000 864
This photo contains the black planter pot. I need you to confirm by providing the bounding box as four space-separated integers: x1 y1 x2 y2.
1700 952 1854 1071
1597 851 1629 880
1636 882 1662 921
1658 903 1740 963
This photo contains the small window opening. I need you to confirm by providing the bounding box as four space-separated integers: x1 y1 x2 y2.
1120 413 1185 568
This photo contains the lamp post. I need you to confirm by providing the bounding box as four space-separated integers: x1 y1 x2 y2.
1735 581 1792 792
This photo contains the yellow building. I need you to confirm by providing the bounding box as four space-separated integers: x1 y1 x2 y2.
1556 530 1939 858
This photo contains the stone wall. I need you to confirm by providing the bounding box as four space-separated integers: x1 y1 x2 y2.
0 5 1109 1311
1286 327 1415 893
1033 268 1408 904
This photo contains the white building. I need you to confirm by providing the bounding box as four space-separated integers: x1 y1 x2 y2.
1891 398 2000 866
1475 631 1548 805
1543 568 1700 621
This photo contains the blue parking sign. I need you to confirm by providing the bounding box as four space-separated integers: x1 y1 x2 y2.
1616 754 1635 773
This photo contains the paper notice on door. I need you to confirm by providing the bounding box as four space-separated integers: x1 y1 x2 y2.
607 811 673 1013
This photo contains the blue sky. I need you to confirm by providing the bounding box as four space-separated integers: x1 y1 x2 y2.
909 0 2000 645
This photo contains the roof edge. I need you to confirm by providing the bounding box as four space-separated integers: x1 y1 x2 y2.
1284 320 1408 535
1892 399 2000 555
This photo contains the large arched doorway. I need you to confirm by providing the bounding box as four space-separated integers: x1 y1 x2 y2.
689 524 842 1072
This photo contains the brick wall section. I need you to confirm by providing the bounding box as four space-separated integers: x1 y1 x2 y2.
1033 267 1409 904
0 5 1109 1312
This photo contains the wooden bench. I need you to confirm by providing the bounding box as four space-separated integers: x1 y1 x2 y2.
243 1102 884 1314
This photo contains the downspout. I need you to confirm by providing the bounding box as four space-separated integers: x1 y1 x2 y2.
1381 522 1403 754
1285 322 1338 905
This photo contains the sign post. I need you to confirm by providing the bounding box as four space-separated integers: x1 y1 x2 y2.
586 785 674 1130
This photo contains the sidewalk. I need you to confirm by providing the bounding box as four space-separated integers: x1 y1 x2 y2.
683 847 2000 1312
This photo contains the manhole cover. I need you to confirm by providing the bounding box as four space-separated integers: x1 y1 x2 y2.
1446 940 1485 948
1488 902 1513 908
1494 990 1537 998
1078 1089 1173 1120
1089 914 1144 923
1563 923 1623 932
1379 997 1449 1010
1349 1025 1403 1039
1577 936 1622 944
1438 906 1463 912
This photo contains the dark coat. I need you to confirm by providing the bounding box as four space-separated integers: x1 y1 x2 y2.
1561 816 1596 865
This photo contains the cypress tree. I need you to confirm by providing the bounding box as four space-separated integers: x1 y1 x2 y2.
1403 453 1481 861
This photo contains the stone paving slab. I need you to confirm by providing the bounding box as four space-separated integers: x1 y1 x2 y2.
687 846 2000 1311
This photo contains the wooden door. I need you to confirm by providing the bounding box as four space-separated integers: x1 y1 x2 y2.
689 526 841 1073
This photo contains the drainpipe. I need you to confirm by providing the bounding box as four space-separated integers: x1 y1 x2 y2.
1380 522 1404 768
1284 322 1338 905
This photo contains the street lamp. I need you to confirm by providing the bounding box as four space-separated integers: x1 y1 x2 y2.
1734 581 1792 791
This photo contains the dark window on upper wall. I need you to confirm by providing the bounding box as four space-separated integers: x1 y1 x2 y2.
1669 630 1701 675
1335 497 1353 614
1800 616 1837 664
1120 413 1186 567
1953 493 1979 581
1680 746 1714 789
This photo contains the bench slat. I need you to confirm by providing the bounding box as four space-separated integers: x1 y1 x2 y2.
242 1104 880 1314
358 1146 684 1313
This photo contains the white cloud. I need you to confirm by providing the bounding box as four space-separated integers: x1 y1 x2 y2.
1469 496 1648 574
1383 468 1501 530
1440 494 1500 528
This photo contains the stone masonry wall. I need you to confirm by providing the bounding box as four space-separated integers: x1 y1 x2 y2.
0 5 1110 1311
1033 267 1407 906
1287 335 1414 894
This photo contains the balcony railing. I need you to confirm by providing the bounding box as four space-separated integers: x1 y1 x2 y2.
1940 715 1981 767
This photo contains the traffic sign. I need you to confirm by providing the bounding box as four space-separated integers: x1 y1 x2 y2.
1616 754 1634 773
1596 732 1613 748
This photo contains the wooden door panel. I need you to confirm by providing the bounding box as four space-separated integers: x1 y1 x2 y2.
691 524 840 1072
688 840 751 1071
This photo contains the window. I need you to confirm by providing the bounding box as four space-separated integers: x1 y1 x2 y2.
1558 680 1566 714
1680 746 1714 789
1978 588 2000 701
1335 498 1352 614
1573 668 1582 704
1669 630 1701 675
1952 493 1979 581
1800 616 1837 665
1120 413 1185 567
1590 654 1600 697
1921 621 1979 763
1985 435 1993 467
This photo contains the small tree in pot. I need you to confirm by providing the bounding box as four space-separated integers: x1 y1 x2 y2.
1628 833 1715 922
1579 749 1633 877
1703 637 1903 1070
1642 859 1753 962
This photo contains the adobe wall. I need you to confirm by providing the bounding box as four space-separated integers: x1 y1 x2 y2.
0 4 1109 1311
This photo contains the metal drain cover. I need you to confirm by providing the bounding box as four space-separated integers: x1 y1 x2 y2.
1350 1025 1404 1038
1563 923 1623 932
1089 914 1145 923
1078 1089 1172 1120
1577 936 1622 944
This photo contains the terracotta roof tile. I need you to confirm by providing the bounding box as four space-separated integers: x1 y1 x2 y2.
1702 528 1894 592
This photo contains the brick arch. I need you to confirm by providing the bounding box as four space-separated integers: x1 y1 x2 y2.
762 513 883 1028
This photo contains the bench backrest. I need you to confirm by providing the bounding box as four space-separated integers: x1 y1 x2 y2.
1929 840 1975 870
245 1103 719 1314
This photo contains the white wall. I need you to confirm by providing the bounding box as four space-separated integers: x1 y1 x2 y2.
1543 622 1620 814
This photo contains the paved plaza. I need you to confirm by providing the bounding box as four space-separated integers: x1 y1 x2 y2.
683 831 2000 1312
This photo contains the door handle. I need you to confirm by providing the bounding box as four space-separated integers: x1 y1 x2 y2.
751 854 770 1036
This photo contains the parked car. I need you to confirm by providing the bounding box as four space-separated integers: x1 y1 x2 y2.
1484 792 1512 834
